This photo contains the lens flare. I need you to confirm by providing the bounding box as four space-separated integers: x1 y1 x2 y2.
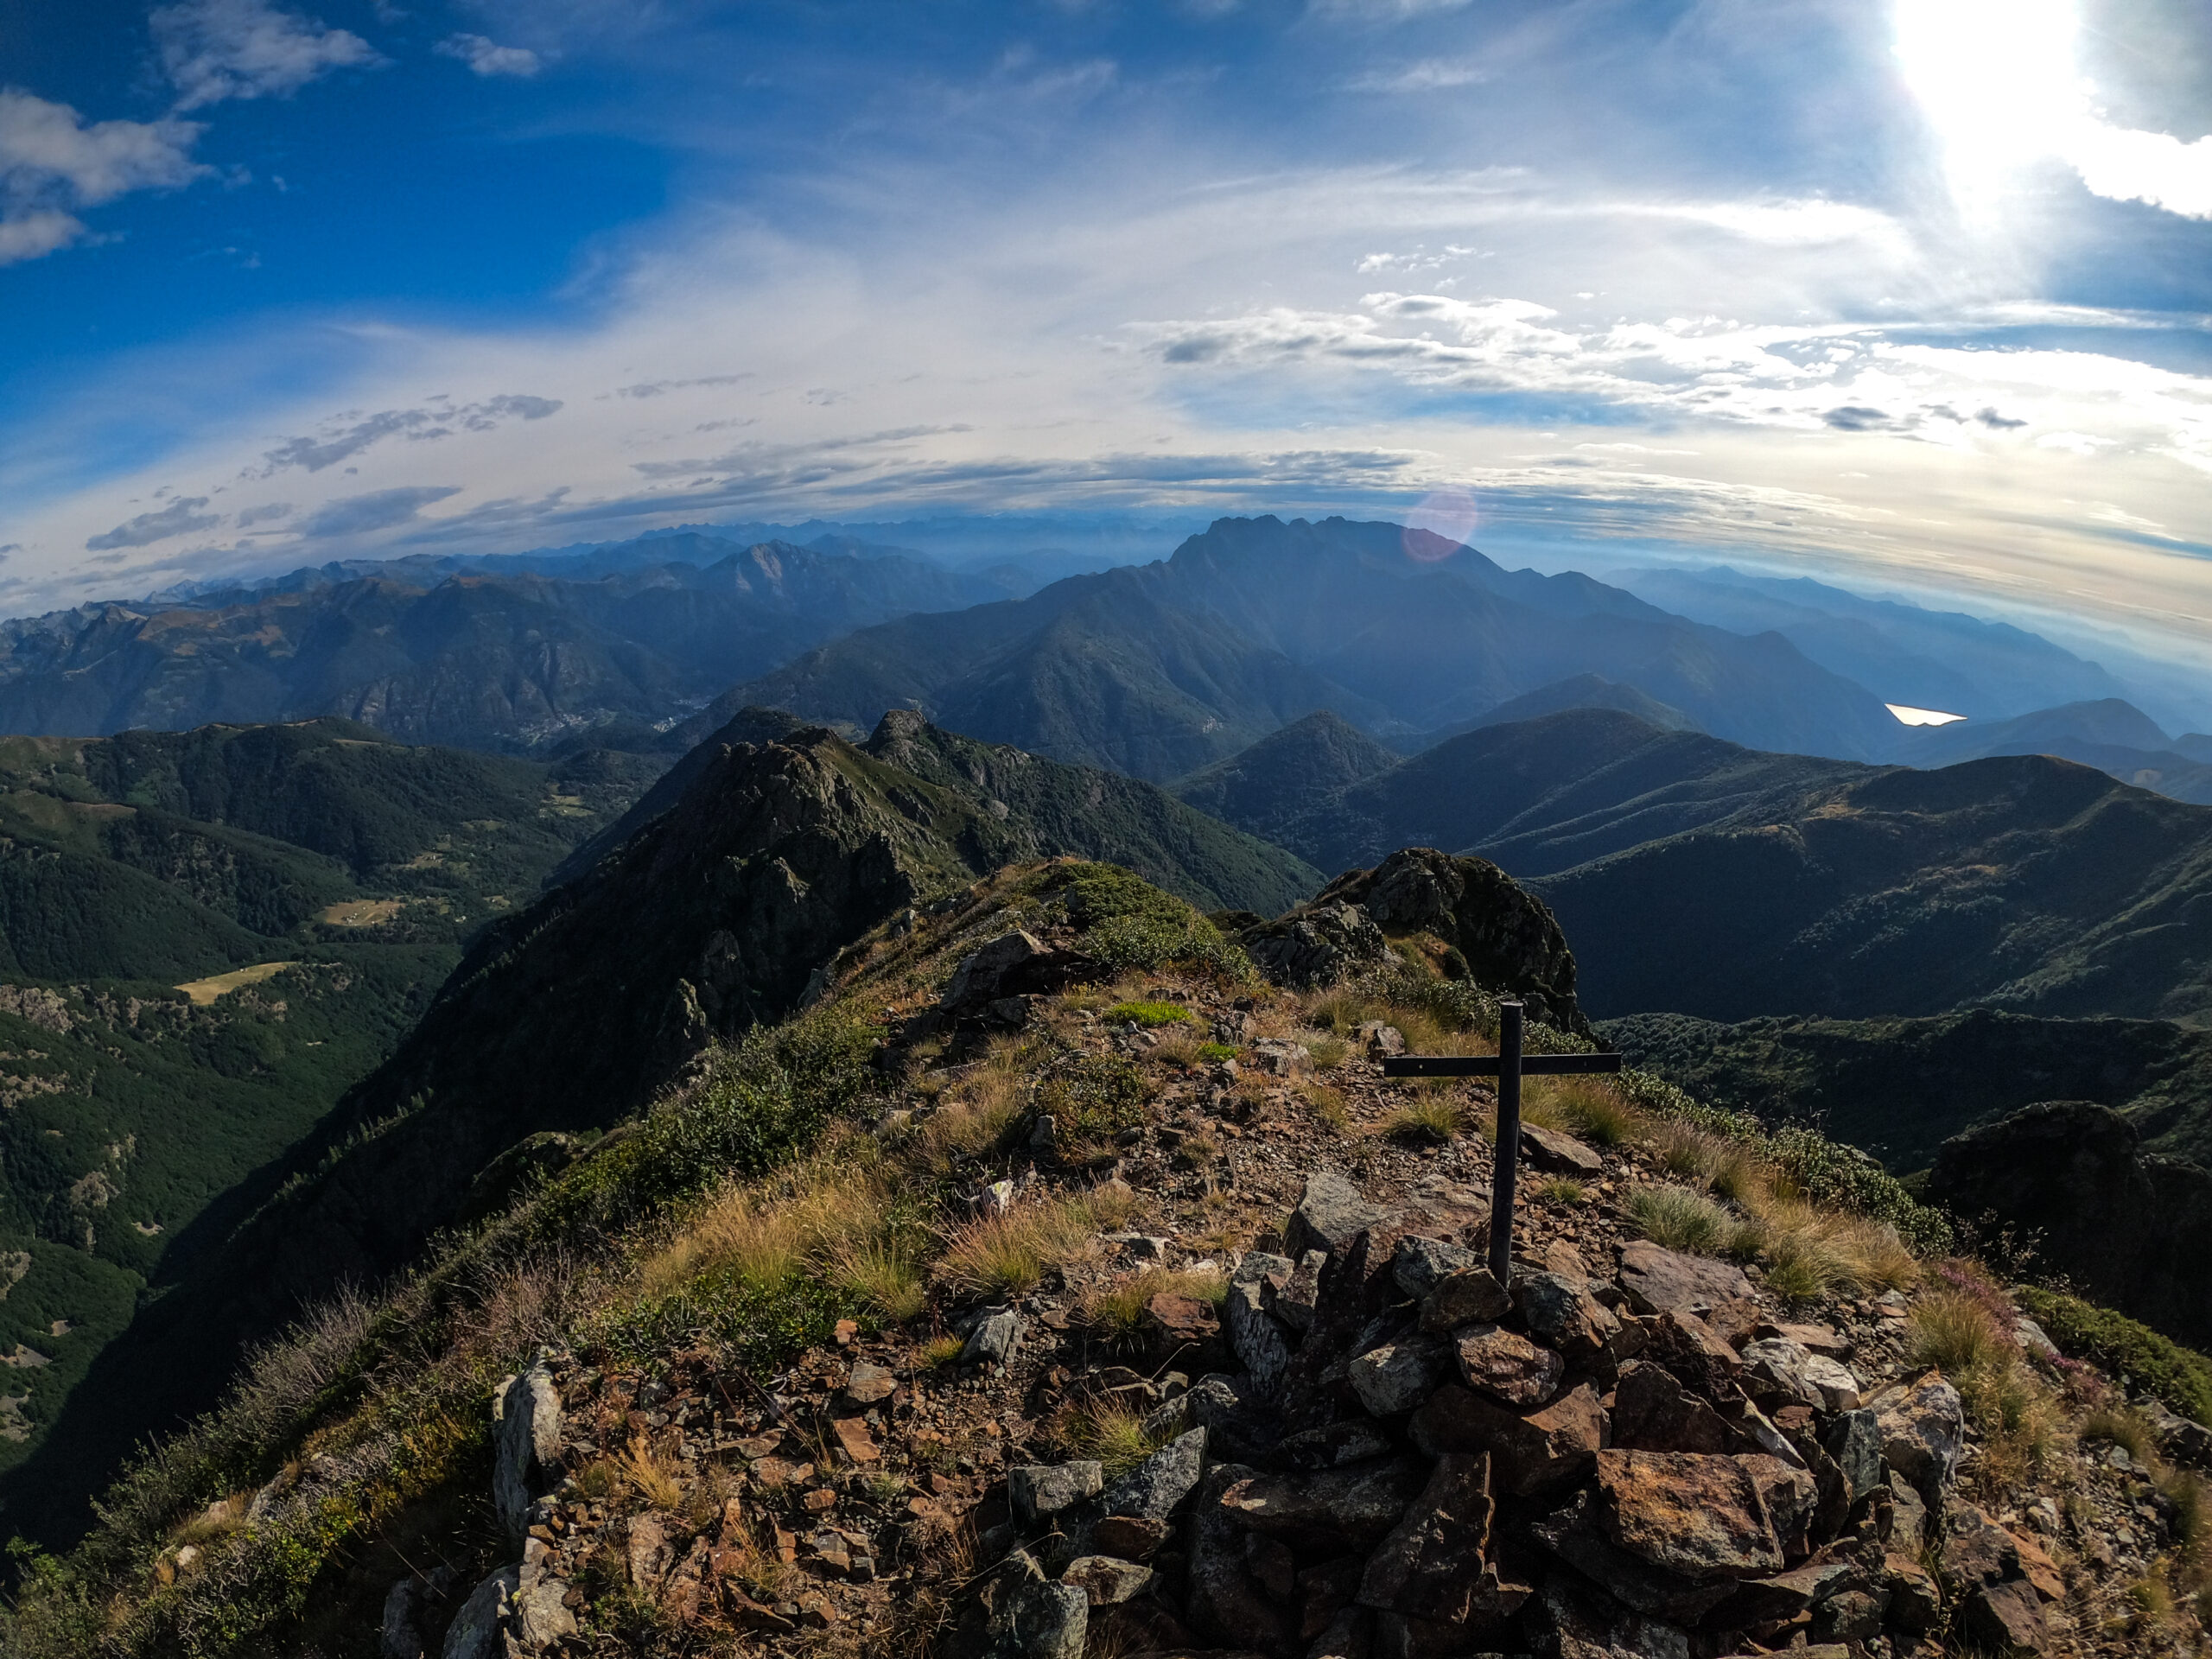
1402 487 1480 562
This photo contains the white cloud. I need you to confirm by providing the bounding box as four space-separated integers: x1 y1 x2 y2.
0 92 208 205
151 0 384 111
2069 122 2212 220
298 486 461 537
435 34 544 79
0 209 88 266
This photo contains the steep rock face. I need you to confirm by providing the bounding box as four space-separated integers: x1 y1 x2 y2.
1928 1102 2212 1346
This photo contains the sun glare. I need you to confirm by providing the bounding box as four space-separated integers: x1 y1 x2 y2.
1893 0 2082 205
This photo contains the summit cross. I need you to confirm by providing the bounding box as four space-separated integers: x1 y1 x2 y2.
1381 999 1624 1284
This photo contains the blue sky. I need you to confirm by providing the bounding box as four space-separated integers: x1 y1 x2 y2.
1 0 2209 675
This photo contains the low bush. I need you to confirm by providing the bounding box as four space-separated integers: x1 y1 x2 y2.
2018 1287 2212 1428
1050 864 1250 978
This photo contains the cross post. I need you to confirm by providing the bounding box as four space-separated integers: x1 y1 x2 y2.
1380 999 1624 1283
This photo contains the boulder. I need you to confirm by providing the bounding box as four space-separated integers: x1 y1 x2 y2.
1739 1338 1824 1410
1452 1325 1564 1408
1533 1573 1692 1659
1226 1281 1294 1400
1274 1420 1395 1471
1217 1457 1427 1549
440 1567 518 1659
1520 1124 1603 1175
1409 1382 1604 1495
1513 1271 1619 1366
963 1306 1023 1366
1304 849 1592 1038
1062 1556 1155 1605
1357 1021 1407 1059
1390 1236 1478 1300
493 1358 563 1547
1287 1171 1389 1258
943 930 1096 1008
1417 1267 1510 1333
991 1575 1090 1659
1092 1515 1169 1560
1641 1308 1742 1401
1592 1450 1784 1580
1527 1491 1741 1624
1145 1291 1219 1357
1610 1361 1739 1454
1872 1372 1966 1498
1350 1339 1453 1417
1821 1409 1885 1506
1802 1354 1862 1412
1267 1249 1329 1333
1011 1462 1104 1526
1101 1428 1209 1521
842 1361 898 1405
1615 1240 1755 1317
1187 1463 1301 1658
511 1576 576 1647
1250 1039 1316 1079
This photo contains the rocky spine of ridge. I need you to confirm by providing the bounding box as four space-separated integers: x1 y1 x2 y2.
368 965 2169 1659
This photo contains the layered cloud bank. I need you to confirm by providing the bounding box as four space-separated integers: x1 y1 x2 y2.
0 0 2204 673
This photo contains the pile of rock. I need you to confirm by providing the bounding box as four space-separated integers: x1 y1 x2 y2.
942 1169 2048 1659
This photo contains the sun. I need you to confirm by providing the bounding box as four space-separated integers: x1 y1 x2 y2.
1892 0 2084 207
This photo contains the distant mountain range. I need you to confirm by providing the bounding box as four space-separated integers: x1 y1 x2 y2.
737 516 1915 777
1179 706 2212 1027
0 535 1023 753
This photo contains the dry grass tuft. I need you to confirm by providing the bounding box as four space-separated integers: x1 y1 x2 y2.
1078 1266 1228 1346
1385 1094 1465 1144
1908 1287 2012 1376
936 1190 1125 1300
1533 1176 1585 1206
1627 1185 1733 1255
1300 1082 1351 1134
1053 1398 1165 1477
620 1444 685 1511
1531 1077 1638 1148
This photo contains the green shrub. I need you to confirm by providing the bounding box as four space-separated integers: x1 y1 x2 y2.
1197 1042 1237 1062
2019 1287 2212 1427
1050 863 1250 977
1105 1001 1192 1028
1036 1054 1148 1144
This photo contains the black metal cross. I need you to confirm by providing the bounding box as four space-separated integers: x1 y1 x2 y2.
1381 998 1623 1283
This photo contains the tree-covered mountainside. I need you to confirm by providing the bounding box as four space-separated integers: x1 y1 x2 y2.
0 536 1009 753
0 720 658 1495
1602 1007 2212 1174
1167 709 1402 844
734 515 1906 779
1187 705 2212 1027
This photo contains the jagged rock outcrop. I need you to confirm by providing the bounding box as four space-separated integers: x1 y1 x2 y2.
1929 1100 2212 1345
1240 847 1592 1036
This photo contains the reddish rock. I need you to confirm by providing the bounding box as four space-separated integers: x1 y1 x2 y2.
1643 1308 1743 1400
1452 1325 1564 1408
1594 1449 1785 1580
1093 1514 1170 1560
1408 1382 1604 1496
2009 1527 2065 1601
830 1416 880 1464
1961 1577 2049 1656
1145 1291 1220 1349
1740 1452 1819 1559
1615 1238 1754 1316
1611 1360 1739 1454
1418 1267 1511 1333
1356 1452 1525 1629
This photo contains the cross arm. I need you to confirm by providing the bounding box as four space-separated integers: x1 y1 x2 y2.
1382 1053 1624 1077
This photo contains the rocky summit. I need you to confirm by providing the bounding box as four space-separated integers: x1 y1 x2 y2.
11 851 2202 1659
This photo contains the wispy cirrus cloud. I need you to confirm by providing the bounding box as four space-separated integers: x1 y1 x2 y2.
257 393 563 473
298 486 461 538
